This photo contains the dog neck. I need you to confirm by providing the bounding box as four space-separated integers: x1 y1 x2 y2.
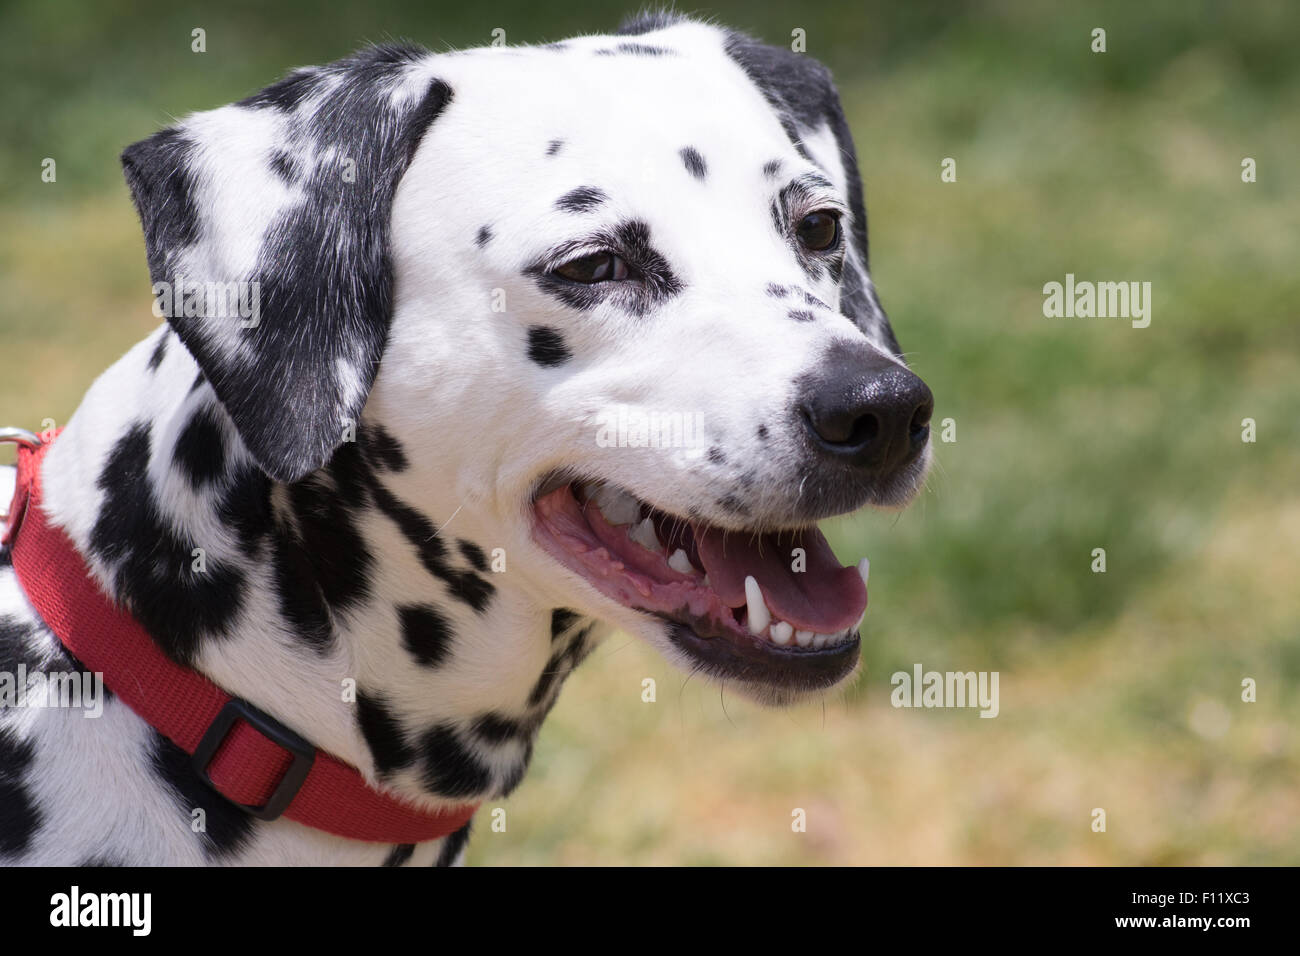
39 327 600 811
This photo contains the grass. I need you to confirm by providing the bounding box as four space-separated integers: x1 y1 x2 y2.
1 0 1296 864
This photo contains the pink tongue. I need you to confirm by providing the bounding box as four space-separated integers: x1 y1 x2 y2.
694 526 866 634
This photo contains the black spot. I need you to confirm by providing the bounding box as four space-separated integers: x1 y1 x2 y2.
766 283 789 298
595 42 675 56
419 725 493 798
149 730 256 859
434 821 472 867
551 608 580 641
189 372 206 394
762 159 783 179
527 649 566 708
679 147 707 180
89 423 245 666
471 712 530 745
0 727 40 857
457 539 488 572
147 333 168 371
0 616 40 677
369 482 496 614
527 326 572 368
173 404 227 490
718 493 751 517
545 139 563 157
805 291 828 308
555 186 607 213
788 309 816 322
444 569 495 614
216 466 272 559
79 856 126 867
270 150 299 182
269 463 376 654
564 627 596 671
361 422 408 473
707 446 726 465
383 843 415 867
399 603 454 668
475 225 493 247
527 624 597 710
757 424 769 440
356 690 416 776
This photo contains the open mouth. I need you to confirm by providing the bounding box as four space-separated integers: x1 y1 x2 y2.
531 478 868 693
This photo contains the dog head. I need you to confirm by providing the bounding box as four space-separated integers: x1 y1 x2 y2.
122 15 932 705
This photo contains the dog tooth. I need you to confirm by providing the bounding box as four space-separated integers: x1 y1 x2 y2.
744 576 770 635
813 633 829 649
628 516 662 551
594 484 641 525
857 557 870 586
770 621 793 645
667 548 694 575
795 629 814 648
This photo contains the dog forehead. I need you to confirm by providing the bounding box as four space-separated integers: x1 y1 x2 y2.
413 28 797 176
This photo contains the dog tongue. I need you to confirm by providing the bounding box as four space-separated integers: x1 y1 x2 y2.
693 525 866 634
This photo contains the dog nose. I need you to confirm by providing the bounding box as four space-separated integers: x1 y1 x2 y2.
799 344 933 472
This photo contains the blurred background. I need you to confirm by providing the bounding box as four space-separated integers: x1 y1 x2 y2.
2 0 1297 864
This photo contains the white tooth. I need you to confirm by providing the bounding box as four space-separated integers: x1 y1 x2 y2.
667 548 694 575
628 516 662 551
795 629 814 647
813 633 829 649
857 557 870 586
744 576 770 635
770 621 793 645
702 574 711 588
594 484 641 525
853 610 866 634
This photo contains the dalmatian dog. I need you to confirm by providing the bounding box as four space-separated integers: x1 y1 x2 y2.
0 12 932 866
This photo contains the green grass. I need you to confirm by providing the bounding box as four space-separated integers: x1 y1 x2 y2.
2 0 1297 864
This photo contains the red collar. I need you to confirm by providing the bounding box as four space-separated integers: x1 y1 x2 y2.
3 430 477 844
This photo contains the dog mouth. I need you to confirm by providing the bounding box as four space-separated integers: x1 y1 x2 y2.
531 478 868 693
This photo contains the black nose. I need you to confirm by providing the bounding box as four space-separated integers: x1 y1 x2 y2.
799 343 933 472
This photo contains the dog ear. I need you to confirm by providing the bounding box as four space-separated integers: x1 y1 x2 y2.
121 45 453 482
721 31 902 355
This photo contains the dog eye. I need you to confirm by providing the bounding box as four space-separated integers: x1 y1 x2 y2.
553 252 631 283
795 211 841 252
